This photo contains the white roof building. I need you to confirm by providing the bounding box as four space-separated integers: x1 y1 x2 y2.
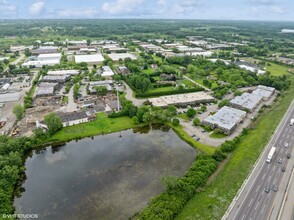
22 53 61 68
108 53 137 61
101 66 115 77
75 54 105 64
203 106 247 134
0 57 10 62
230 92 263 111
148 92 214 107
47 70 80 76
0 92 21 102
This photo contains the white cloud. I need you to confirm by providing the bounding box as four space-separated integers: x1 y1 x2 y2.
0 0 18 17
29 1 45 15
57 7 99 18
270 6 285 14
102 0 144 15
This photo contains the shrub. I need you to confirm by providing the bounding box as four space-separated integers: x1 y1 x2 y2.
186 108 196 118
172 118 180 126
193 118 201 126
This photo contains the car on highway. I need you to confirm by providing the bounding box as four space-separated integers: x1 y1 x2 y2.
272 185 278 192
287 153 291 159
278 158 282 163
284 143 289 148
282 166 286 172
265 186 270 193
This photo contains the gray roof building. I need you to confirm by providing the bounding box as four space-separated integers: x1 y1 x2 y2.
203 106 247 135
230 92 263 112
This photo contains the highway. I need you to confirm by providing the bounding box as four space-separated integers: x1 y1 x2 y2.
224 100 294 220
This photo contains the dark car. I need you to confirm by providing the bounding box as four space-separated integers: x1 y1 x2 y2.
272 185 278 192
282 166 286 172
265 186 270 193
287 153 291 159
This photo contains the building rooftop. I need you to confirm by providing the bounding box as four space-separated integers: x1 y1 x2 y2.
0 92 21 103
75 54 105 64
101 66 115 77
108 53 137 61
230 92 263 110
56 111 89 123
47 70 80 76
149 92 214 107
204 106 247 130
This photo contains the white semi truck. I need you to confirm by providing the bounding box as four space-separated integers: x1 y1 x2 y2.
266 147 276 163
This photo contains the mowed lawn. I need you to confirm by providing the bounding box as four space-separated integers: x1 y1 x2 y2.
176 75 294 220
50 112 138 142
265 62 289 76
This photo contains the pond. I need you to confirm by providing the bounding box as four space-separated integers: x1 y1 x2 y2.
14 124 196 220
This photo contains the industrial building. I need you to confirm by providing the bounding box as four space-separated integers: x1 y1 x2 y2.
203 106 247 135
47 70 80 76
230 92 263 112
35 83 58 97
22 53 61 68
101 66 115 77
148 92 215 107
0 92 21 103
75 54 105 64
42 75 70 83
252 85 275 100
31 46 59 55
108 53 137 62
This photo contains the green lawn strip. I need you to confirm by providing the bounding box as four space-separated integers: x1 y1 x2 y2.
265 62 289 76
209 131 227 139
176 76 294 220
168 122 215 154
177 113 190 122
49 112 142 142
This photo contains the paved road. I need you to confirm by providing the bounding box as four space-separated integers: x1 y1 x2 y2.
224 100 294 220
123 82 146 106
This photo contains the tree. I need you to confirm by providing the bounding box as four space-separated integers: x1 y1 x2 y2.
73 84 80 100
218 99 230 108
95 86 107 95
12 104 25 121
200 105 207 112
132 116 139 125
186 108 196 118
193 118 201 126
44 113 63 136
172 118 180 126
24 48 31 57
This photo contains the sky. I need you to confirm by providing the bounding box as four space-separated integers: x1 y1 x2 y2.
0 0 293 21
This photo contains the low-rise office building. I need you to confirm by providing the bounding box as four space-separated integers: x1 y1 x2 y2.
35 82 58 97
108 53 137 62
42 75 70 83
203 106 247 135
75 54 105 64
148 92 215 107
230 92 263 112
47 70 80 76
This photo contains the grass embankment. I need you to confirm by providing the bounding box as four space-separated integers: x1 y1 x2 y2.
49 112 143 142
168 123 215 155
209 131 227 139
177 113 190 122
176 75 294 220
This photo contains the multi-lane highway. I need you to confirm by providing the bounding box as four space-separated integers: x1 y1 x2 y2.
224 100 294 220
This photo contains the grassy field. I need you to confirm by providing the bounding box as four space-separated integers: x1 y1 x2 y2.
142 68 155 74
49 112 141 142
176 75 294 220
146 86 176 94
178 79 198 88
265 62 289 76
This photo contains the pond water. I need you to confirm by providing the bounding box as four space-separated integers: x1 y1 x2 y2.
14 124 196 220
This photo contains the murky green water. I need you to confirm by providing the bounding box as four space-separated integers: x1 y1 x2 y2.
14 124 196 220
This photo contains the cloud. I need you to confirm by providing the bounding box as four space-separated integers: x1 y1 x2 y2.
29 1 45 15
0 0 18 17
102 0 144 15
57 7 100 18
249 0 275 5
270 6 285 14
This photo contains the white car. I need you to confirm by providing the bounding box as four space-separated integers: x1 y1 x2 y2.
285 143 289 148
